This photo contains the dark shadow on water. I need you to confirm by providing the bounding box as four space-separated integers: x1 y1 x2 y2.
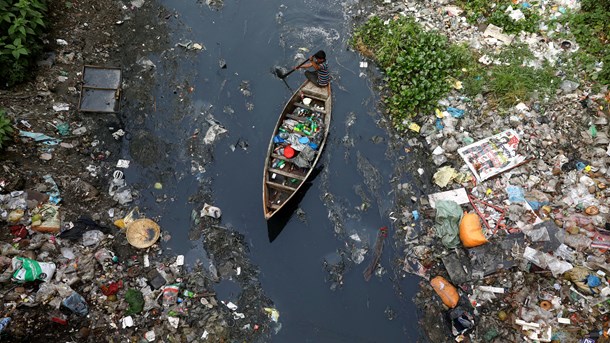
266 164 323 243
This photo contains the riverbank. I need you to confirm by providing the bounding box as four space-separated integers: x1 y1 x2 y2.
350 0 610 342
0 0 278 341
1 0 608 341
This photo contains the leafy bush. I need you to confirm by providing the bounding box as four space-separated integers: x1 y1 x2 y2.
0 109 14 149
351 16 470 130
0 0 48 87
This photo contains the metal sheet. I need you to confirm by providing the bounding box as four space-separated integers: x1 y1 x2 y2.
79 88 117 113
78 65 122 113
83 67 121 88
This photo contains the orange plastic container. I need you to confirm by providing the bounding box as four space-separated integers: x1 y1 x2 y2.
459 212 488 248
431 276 459 308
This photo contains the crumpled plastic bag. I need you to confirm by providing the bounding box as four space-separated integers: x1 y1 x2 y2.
434 200 463 249
506 185 526 203
564 266 600 295
433 166 459 188
523 247 573 277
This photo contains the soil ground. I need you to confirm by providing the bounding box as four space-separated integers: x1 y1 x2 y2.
0 0 172 341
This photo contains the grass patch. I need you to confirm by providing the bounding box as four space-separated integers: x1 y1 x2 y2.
453 0 494 24
488 3 541 34
453 0 541 34
487 63 558 106
351 16 470 130
557 0 610 84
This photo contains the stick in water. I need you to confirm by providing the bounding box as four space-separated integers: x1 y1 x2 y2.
363 226 388 281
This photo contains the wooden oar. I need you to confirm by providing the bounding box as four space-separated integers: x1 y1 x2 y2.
276 55 312 79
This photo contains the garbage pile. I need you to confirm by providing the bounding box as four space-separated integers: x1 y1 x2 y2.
396 72 609 342
270 97 325 171
0 189 278 341
353 0 610 341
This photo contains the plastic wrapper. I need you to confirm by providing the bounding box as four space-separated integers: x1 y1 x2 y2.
434 200 463 249
62 292 89 316
11 257 56 283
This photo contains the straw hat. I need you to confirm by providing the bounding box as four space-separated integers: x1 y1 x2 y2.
125 218 160 249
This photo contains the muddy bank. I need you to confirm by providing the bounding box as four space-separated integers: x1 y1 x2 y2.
0 0 278 341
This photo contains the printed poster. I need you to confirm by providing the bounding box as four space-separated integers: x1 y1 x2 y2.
457 129 526 182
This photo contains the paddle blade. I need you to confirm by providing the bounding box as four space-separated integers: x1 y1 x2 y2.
273 66 289 79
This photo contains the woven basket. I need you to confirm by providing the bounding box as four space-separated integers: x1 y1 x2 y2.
125 218 160 249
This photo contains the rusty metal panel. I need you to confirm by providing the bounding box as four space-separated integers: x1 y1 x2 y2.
78 65 122 113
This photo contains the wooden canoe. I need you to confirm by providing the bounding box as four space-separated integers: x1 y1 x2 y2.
262 80 332 220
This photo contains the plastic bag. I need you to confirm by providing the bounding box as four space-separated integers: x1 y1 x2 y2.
431 276 459 308
459 212 488 248
62 292 89 316
125 289 144 315
200 203 222 219
434 200 463 249
433 166 459 188
12 257 56 283
82 230 105 246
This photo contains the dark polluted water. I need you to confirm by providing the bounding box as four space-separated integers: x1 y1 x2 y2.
122 0 424 341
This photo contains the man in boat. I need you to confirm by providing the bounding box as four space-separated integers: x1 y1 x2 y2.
295 50 329 87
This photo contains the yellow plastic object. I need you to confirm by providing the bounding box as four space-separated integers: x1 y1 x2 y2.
408 122 421 133
114 219 126 229
459 212 488 248
125 218 160 249
431 276 459 308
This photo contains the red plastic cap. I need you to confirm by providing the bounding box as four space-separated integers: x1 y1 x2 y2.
284 146 295 158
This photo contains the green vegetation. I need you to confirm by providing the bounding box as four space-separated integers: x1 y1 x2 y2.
0 0 48 87
455 0 493 24
488 3 541 34
458 43 558 106
487 63 557 106
561 0 610 84
351 16 471 129
0 109 14 149
455 0 541 34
